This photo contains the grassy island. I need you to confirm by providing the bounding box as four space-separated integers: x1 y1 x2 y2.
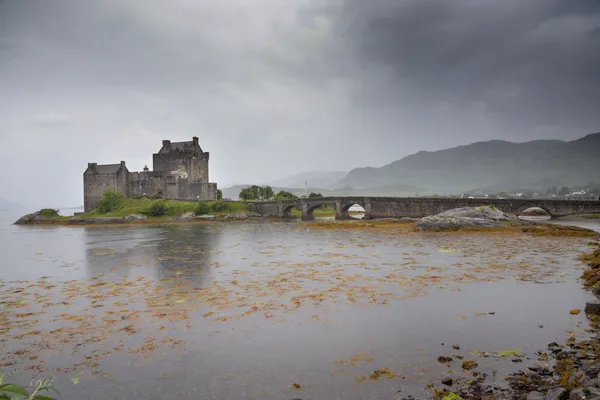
15 191 252 225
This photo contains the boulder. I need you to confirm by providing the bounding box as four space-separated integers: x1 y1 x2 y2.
14 212 43 224
585 301 600 316
417 216 505 231
225 212 262 220
194 215 216 220
124 214 147 221
436 206 517 221
545 387 568 400
173 212 195 221
225 212 249 220
416 206 515 232
526 392 544 400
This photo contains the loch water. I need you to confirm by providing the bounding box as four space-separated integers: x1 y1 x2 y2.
1 212 599 399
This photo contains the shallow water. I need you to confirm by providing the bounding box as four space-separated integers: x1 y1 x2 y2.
1 214 598 399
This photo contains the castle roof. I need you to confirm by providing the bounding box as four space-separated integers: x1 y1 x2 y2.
94 164 122 173
84 163 126 175
169 141 194 150
158 138 203 154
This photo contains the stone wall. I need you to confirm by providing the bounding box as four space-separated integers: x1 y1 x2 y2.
249 197 600 220
84 174 118 212
152 150 209 183
129 172 164 197
83 162 129 212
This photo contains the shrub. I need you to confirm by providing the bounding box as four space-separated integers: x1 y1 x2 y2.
195 201 211 215
96 191 125 214
148 200 167 216
39 208 59 217
149 191 163 200
210 201 228 213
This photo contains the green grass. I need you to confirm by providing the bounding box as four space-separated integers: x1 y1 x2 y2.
39 208 60 217
584 214 600 219
80 198 248 219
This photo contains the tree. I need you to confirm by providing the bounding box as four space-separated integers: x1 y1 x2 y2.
274 190 298 200
238 188 252 201
239 185 274 201
308 192 323 198
217 189 223 200
239 186 260 201
97 191 125 213
248 185 262 200
259 186 274 201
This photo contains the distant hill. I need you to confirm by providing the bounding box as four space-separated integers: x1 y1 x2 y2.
264 171 347 190
0 198 26 212
335 132 600 194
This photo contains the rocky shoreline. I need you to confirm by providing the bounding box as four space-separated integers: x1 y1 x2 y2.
426 241 600 400
13 211 274 225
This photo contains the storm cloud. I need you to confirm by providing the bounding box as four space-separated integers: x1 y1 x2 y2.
1 0 599 207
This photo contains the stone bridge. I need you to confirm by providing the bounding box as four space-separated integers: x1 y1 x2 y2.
247 197 600 221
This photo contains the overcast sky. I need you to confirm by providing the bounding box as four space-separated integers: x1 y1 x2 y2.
1 0 599 207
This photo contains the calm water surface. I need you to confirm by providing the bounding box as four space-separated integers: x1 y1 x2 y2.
1 212 599 399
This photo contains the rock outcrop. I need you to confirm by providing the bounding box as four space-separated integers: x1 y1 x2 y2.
416 206 517 232
124 214 148 221
14 212 44 225
173 213 195 221
224 212 263 220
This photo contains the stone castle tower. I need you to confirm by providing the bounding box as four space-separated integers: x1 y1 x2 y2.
83 137 217 212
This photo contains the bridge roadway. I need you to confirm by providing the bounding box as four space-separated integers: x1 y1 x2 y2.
247 196 600 221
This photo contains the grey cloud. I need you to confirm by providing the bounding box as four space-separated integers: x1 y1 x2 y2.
30 112 71 126
329 0 600 134
0 0 598 208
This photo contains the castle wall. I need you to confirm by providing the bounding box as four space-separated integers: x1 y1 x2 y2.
83 162 129 212
188 181 218 201
84 174 118 212
129 172 166 197
189 153 210 181
117 167 129 197
153 150 209 182
153 152 188 174
86 138 218 210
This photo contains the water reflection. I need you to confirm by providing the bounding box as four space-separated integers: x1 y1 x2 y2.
1 219 598 400
83 224 221 285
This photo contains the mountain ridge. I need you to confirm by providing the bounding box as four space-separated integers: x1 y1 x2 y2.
336 132 600 194
223 132 600 198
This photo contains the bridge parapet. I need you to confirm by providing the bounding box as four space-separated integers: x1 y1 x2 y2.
247 197 600 221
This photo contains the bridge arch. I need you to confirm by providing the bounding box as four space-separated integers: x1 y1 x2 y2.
337 199 368 220
514 205 554 220
281 203 301 219
301 199 337 221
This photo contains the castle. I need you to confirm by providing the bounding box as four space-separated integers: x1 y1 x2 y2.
83 137 218 212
